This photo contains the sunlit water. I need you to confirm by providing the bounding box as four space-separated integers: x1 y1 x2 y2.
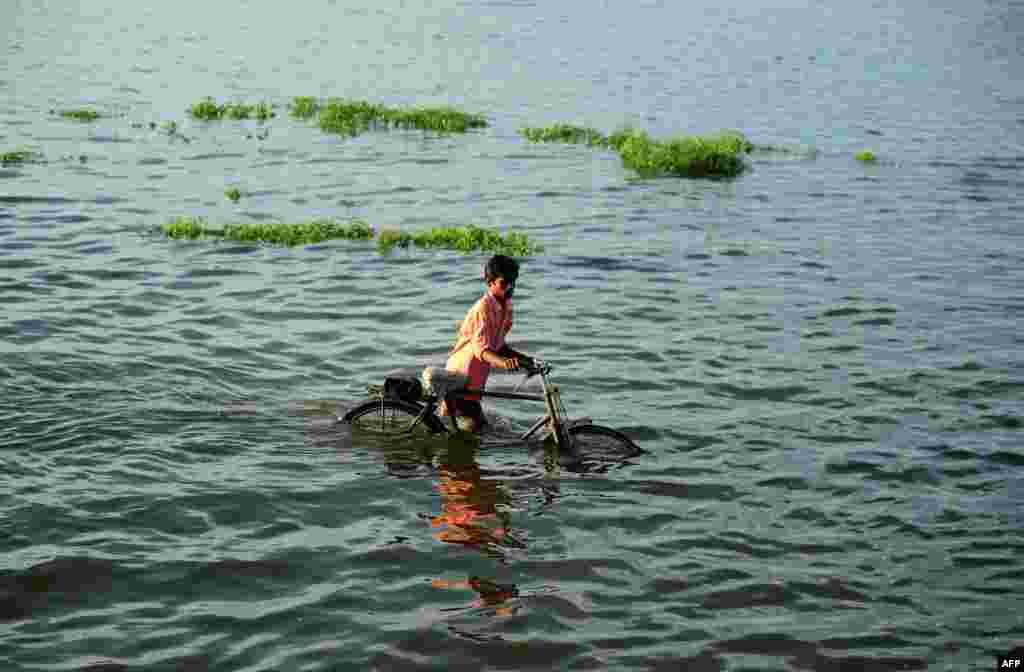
2 0 1022 670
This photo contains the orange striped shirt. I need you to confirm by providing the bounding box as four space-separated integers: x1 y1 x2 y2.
444 292 513 402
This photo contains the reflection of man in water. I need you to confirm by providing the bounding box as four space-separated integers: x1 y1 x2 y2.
431 576 519 616
429 442 521 614
430 443 514 551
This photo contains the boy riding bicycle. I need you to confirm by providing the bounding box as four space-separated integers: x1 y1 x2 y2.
441 255 533 433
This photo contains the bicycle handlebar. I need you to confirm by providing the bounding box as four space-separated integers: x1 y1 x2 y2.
523 358 550 376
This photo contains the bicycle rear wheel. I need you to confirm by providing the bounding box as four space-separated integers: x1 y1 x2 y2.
566 423 643 460
342 399 445 436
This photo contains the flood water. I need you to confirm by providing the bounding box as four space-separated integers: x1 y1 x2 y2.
2 0 1023 670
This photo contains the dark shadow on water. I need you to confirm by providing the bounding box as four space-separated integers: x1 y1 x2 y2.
0 556 117 622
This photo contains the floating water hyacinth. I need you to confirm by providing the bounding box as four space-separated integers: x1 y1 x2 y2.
162 217 374 246
289 96 320 120
312 98 488 136
225 188 242 202
384 106 488 133
856 150 878 162
613 129 752 178
521 124 755 178
188 99 275 121
376 225 542 256
519 124 607 146
1 149 40 165
58 109 100 122
162 217 540 255
317 99 391 136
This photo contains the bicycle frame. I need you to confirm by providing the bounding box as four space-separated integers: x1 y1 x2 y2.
418 363 572 447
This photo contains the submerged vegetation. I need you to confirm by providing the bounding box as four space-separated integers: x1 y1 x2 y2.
1 149 40 165
163 217 374 246
58 109 100 122
856 150 878 162
161 217 541 255
520 124 754 178
189 98 275 121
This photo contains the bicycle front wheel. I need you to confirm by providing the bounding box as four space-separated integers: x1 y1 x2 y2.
566 423 643 460
342 399 445 436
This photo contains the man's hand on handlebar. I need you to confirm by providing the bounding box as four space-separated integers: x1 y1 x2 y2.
503 356 523 371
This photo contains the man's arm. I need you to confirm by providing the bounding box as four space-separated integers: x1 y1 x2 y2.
495 345 532 370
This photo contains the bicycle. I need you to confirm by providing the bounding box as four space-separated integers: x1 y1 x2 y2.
339 360 641 460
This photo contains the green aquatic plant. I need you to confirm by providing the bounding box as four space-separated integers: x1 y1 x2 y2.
221 220 373 245
163 217 375 246
225 188 242 202
188 98 276 121
317 99 390 136
244 102 274 122
384 106 488 133
58 109 100 122
257 102 274 122
522 123 754 178
162 217 539 254
613 129 752 178
189 98 222 120
1 149 40 165
603 127 637 152
163 216 214 240
856 150 877 163
313 98 488 136
376 224 542 255
519 124 607 146
289 96 320 120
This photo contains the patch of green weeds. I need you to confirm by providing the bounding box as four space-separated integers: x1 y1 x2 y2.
521 124 754 178
289 96 321 120
317 99 390 136
163 217 374 246
58 109 100 122
162 217 540 255
163 216 215 240
385 106 488 133
225 188 242 202
376 224 542 255
221 220 373 245
1 149 40 165
311 98 488 136
188 98 275 121
189 99 222 120
613 129 752 178
519 124 606 146
252 102 275 122
856 150 877 162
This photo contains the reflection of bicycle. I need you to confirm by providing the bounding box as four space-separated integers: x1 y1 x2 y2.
340 360 641 460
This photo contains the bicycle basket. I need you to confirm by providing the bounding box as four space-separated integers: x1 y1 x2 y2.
383 376 424 402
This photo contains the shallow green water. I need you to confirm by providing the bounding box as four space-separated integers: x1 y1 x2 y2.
2 1 1022 670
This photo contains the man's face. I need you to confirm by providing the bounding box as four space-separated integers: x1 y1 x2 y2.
488 275 515 300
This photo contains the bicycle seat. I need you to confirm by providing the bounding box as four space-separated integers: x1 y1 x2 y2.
421 367 469 398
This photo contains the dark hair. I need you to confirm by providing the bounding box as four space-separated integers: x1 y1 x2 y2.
484 255 519 284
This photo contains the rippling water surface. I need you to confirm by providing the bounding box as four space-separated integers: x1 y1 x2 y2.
2 0 1023 670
